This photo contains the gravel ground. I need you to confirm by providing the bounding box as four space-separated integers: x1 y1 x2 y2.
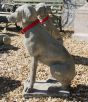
0 24 88 102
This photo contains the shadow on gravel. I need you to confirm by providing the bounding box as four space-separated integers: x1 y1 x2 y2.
4 32 19 37
0 77 21 97
60 30 74 38
68 84 88 101
7 26 21 32
72 55 88 66
0 45 19 53
0 32 19 37
0 25 21 33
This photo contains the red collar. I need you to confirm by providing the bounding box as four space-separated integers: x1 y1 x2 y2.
20 19 39 34
39 16 49 24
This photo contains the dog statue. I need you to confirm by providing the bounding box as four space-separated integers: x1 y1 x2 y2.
8 4 75 93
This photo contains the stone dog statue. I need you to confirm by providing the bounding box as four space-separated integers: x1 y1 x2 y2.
35 3 63 44
0 34 11 45
7 4 75 93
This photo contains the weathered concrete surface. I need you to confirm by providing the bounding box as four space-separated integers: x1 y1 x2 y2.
62 0 87 30
73 3 88 41
23 80 70 99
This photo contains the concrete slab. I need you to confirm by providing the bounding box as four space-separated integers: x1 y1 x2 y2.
73 3 88 41
23 80 70 99
72 33 88 41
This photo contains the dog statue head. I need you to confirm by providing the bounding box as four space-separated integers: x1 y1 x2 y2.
8 4 37 25
35 3 52 19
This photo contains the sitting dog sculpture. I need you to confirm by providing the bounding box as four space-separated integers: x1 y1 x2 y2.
8 4 75 93
35 3 63 43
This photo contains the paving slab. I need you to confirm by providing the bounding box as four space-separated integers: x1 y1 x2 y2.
23 80 70 99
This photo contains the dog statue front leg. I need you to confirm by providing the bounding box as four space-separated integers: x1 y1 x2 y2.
25 57 38 93
30 57 38 89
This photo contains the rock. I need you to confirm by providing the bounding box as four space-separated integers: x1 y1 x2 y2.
0 34 11 45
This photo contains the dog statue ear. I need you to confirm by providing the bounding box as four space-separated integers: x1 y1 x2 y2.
46 6 52 14
22 6 37 22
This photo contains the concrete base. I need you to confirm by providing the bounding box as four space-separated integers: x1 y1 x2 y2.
23 80 70 99
72 33 88 41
